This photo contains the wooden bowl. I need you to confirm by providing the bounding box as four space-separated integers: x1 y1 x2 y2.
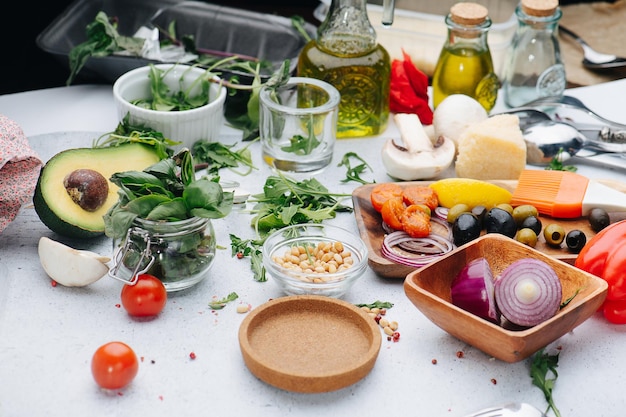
238 295 382 392
403 233 608 363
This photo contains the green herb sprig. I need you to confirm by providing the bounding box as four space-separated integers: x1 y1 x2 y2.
192 140 257 175
208 292 239 310
530 348 562 417
230 234 266 282
93 114 179 159
338 152 375 184
248 173 353 236
355 301 394 309
546 148 577 172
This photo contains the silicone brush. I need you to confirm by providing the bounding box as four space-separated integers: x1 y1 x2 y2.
510 170 626 218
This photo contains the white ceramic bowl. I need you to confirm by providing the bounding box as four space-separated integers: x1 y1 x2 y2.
263 223 369 298
113 64 227 149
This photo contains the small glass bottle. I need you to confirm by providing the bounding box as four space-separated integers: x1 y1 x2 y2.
501 0 566 108
432 2 499 112
297 0 390 138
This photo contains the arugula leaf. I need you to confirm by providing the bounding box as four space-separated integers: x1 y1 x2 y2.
93 114 179 160
192 140 257 175
248 174 352 235
67 11 145 86
281 133 321 155
230 234 266 282
338 152 375 184
208 292 239 310
530 348 562 417
355 301 394 309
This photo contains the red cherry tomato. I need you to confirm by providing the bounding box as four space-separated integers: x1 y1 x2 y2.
91 341 139 390
121 274 167 317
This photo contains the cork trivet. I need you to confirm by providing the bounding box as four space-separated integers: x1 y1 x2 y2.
560 0 626 86
450 2 489 25
522 0 559 17
238 295 382 393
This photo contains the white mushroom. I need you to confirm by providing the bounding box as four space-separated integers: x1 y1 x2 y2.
38 237 110 287
381 113 455 180
433 94 488 150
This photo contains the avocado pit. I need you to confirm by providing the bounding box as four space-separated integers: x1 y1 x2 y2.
63 169 109 212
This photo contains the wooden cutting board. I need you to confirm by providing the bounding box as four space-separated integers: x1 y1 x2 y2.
352 179 626 279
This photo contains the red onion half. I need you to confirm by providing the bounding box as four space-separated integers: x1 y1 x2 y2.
450 258 500 324
494 258 562 327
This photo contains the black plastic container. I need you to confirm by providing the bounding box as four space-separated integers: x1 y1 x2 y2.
37 0 317 84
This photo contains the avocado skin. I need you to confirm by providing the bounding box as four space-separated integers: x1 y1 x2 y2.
33 144 161 239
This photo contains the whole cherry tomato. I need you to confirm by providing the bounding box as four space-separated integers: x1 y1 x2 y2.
121 274 167 317
91 341 139 390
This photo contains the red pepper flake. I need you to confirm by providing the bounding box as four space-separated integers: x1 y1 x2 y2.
115 304 121 308
431 358 438 365
189 352 196 360
117 392 124 396
374 314 382 324
456 351 465 358
140 356 145 362
236 252 244 259
491 378 497 385
159 395 164 401
50 280 57 287
392 331 400 342
389 50 433 124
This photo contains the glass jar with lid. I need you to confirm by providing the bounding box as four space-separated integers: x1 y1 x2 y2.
432 2 499 112
109 216 216 292
297 0 391 138
501 0 566 108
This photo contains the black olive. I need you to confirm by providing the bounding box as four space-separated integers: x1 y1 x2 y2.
452 213 482 247
471 205 487 227
520 215 542 236
565 229 587 253
589 207 610 232
485 207 517 238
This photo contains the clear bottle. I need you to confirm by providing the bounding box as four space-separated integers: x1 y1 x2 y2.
432 2 499 112
502 0 566 108
297 0 390 138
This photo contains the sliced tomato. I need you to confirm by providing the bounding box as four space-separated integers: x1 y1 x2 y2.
401 204 432 238
381 198 406 231
370 183 403 212
402 185 439 211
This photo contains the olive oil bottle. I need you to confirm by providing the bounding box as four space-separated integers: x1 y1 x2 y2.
297 0 390 138
432 2 499 112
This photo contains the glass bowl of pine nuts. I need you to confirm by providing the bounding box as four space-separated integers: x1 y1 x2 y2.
262 223 369 298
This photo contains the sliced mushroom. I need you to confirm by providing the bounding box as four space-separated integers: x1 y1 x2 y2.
38 237 110 287
381 113 455 180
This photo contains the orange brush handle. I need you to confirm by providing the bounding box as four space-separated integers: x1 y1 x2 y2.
511 170 588 218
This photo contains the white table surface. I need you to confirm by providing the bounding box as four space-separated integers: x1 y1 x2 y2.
1 81 626 417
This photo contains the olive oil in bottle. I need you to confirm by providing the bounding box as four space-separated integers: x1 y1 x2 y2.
432 2 499 112
297 0 390 138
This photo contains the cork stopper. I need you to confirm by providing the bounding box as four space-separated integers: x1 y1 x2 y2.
521 0 559 17
450 2 489 26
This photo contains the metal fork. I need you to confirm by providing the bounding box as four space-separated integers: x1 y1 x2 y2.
463 402 546 417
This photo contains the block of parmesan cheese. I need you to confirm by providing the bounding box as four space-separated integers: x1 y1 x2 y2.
454 114 526 180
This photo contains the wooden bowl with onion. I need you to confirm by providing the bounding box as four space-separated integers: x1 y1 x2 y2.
403 233 608 363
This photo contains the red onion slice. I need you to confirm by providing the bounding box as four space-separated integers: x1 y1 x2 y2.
494 258 562 327
450 258 500 324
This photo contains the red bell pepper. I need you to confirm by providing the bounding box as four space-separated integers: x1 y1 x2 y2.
389 50 433 125
575 220 626 323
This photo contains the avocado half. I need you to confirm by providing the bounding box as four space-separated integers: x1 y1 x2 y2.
33 143 161 239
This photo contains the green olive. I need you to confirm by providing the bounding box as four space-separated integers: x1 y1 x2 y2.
516 228 538 248
447 203 471 224
543 224 566 247
588 207 610 232
496 203 514 214
512 204 539 227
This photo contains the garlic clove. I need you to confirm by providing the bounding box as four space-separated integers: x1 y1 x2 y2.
38 237 110 287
